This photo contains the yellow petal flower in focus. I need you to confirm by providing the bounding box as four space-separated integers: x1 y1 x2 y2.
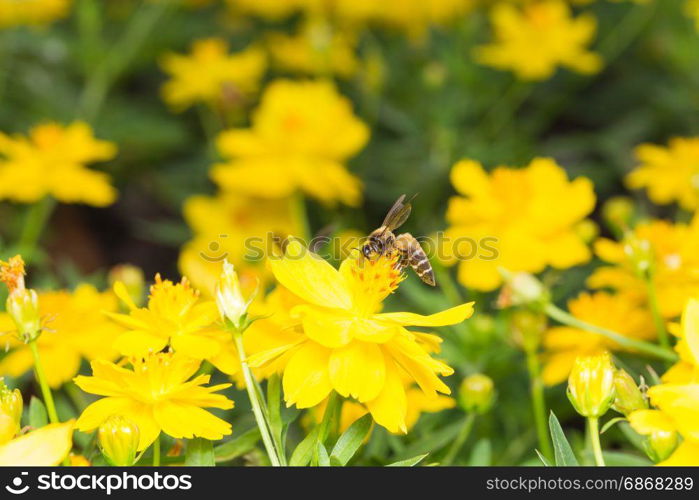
249 239 473 434
74 352 234 451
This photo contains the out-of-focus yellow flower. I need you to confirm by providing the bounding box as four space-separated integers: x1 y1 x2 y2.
602 196 635 232
107 274 242 379
475 0 602 80
589 217 699 319
179 193 300 295
227 0 308 20
0 380 22 444
542 292 655 385
443 158 595 291
210 80 369 206
0 421 74 466
686 0 699 31
160 38 266 111
247 239 473 434
108 264 145 307
268 19 360 78
0 284 123 388
98 415 140 466
626 137 699 211
0 0 71 28
0 122 117 206
567 351 616 418
75 352 234 451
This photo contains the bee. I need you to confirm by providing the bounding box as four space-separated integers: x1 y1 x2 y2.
361 194 436 286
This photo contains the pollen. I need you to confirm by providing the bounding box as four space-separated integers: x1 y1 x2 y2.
349 252 405 316
0 255 26 295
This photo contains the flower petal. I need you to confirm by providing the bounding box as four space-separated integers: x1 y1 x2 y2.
0 421 74 466
366 358 407 434
301 306 354 348
269 239 352 310
283 341 333 409
154 401 232 441
375 302 474 327
329 341 385 402
113 330 168 357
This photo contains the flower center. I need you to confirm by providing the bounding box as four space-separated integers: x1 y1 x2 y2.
347 252 404 317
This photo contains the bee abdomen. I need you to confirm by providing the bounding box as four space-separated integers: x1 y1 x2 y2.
412 257 436 286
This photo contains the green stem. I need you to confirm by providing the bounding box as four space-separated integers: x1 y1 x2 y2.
18 197 56 265
313 392 341 465
77 2 172 121
233 331 282 466
28 341 59 424
152 434 160 467
442 413 476 466
588 417 605 467
291 192 311 242
645 277 670 350
544 303 677 362
525 350 553 462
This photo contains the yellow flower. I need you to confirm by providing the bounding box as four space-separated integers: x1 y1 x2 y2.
210 80 369 206
107 274 242 379
687 0 699 31
247 239 473 434
589 217 699 318
443 158 595 291
475 0 602 80
160 38 266 111
0 255 40 342
626 137 699 211
626 298 699 465
0 121 117 206
0 380 22 444
542 292 655 385
0 0 71 28
179 193 300 295
267 19 360 78
0 421 74 466
567 351 616 418
0 284 123 388
74 352 234 451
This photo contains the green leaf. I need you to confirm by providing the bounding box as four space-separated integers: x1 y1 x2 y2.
468 439 492 466
214 427 261 463
266 375 285 458
549 412 579 466
600 417 627 434
599 451 652 466
536 450 552 466
395 421 462 461
386 453 429 467
185 438 215 466
316 442 330 467
329 414 373 466
28 396 48 429
290 427 320 466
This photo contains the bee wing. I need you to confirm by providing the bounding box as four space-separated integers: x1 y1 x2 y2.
381 194 416 231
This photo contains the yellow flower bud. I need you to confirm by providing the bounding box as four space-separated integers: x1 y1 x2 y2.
611 369 647 416
215 260 254 329
98 415 140 466
6 288 41 342
108 264 145 307
0 380 23 445
459 374 495 414
645 429 678 463
567 352 616 418
602 196 634 231
510 310 547 353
